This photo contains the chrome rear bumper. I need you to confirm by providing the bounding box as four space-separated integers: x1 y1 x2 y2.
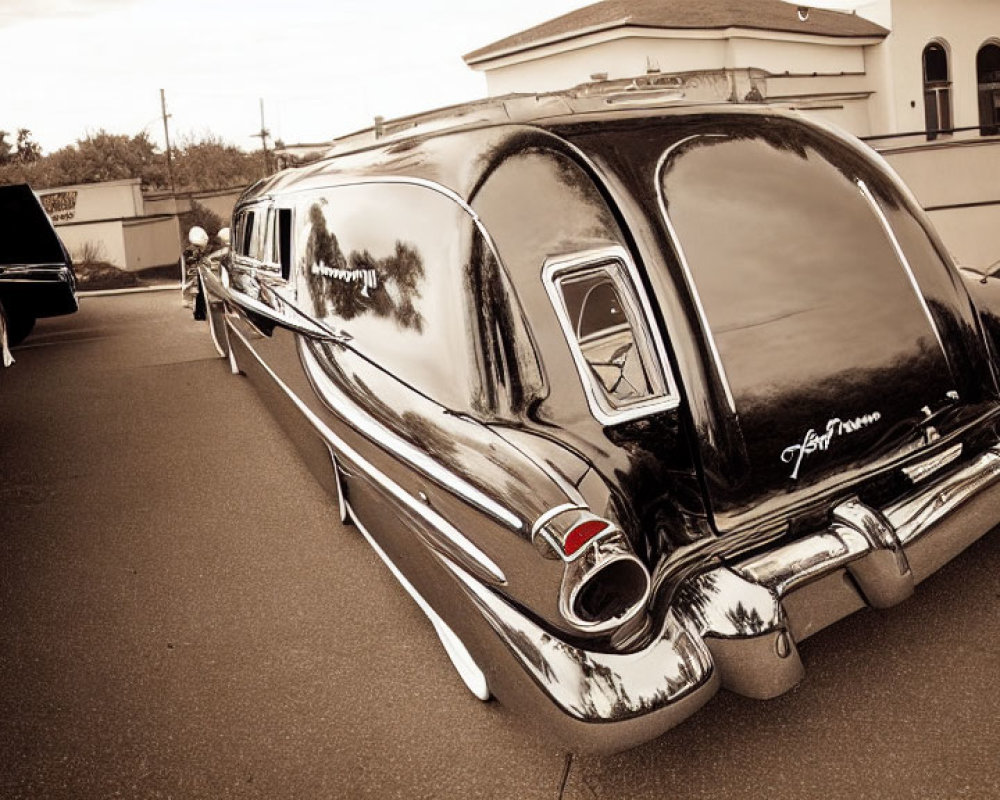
465 443 1000 751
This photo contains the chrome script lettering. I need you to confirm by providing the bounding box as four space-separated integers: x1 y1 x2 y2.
781 412 882 480
310 260 379 297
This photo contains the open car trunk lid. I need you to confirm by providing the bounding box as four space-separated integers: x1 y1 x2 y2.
650 116 1000 532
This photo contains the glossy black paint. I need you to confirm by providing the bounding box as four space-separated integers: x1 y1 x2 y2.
228 104 1000 595
555 112 1000 535
211 103 1000 738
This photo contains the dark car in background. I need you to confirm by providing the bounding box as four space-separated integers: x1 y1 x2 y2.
0 184 77 359
197 85 1000 752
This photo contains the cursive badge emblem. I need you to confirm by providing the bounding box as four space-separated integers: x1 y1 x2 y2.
310 260 379 297
781 412 882 480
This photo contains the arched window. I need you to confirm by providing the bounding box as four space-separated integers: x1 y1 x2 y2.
977 42 1000 136
923 42 952 140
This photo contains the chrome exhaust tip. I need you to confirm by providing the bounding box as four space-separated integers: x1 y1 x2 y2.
559 534 651 633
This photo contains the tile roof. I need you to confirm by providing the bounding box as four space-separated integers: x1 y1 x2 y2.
464 0 888 64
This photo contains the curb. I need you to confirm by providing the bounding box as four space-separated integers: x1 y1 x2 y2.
79 284 181 298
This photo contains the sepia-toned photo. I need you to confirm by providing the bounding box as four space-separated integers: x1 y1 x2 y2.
3 1 999 797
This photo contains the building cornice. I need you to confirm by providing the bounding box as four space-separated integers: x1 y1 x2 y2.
466 25 886 70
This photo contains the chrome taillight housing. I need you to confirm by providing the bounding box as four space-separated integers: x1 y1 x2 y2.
533 506 652 633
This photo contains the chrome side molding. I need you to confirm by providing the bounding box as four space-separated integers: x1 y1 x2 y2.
349 504 491 702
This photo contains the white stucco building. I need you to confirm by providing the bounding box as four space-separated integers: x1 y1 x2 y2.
464 0 1000 266
464 0 1000 140
36 179 181 272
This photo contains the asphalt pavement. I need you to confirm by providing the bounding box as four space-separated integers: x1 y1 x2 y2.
1 291 998 799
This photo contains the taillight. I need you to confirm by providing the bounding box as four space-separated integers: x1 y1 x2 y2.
563 519 612 557
533 506 614 561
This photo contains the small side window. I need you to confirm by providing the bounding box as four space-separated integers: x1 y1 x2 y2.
278 208 292 280
241 210 256 257
249 208 266 262
263 207 277 266
544 247 677 424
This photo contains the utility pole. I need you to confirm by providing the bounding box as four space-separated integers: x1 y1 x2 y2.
160 89 177 196
252 98 272 175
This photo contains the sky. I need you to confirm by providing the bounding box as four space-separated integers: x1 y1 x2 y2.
1 0 585 154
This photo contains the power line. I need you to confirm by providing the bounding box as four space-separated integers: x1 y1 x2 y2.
251 98 272 175
160 88 176 195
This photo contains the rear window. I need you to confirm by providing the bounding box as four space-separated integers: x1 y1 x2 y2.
657 132 951 411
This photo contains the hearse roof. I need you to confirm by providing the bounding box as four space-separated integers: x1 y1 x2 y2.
238 92 817 208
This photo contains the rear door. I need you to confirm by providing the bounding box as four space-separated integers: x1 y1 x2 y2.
653 121 999 529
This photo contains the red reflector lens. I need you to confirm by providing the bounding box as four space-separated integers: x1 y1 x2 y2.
563 520 610 556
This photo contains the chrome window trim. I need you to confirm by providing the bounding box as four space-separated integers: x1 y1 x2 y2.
231 254 257 271
232 201 286 280
278 175 476 217
654 134 737 414
856 178 951 368
227 320 508 584
0 263 72 277
542 246 681 426
298 338 524 533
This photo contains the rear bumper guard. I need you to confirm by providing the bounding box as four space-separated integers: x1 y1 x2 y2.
463 444 1000 750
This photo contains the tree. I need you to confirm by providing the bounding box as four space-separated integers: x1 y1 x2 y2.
0 128 264 193
15 129 41 164
0 129 168 189
171 134 262 191
53 130 166 186
178 200 225 243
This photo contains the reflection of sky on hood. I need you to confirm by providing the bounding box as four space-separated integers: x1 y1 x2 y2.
662 137 946 400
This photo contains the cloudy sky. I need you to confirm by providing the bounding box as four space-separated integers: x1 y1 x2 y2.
1 0 583 154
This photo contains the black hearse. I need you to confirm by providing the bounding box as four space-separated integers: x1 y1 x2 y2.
197 79 1000 752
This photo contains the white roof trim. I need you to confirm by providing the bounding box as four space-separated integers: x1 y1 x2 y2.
466 25 884 70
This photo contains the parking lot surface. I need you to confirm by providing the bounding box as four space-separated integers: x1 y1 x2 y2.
1 291 998 799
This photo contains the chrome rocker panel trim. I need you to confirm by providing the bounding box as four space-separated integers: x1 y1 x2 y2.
224 319 507 585
347 501 491 701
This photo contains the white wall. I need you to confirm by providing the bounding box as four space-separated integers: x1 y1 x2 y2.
37 178 143 224
925 206 1000 267
726 36 866 74
56 221 128 268
882 0 1000 134
884 139 1000 207
798 97 874 136
483 30 870 98
881 138 1000 267
485 36 726 95
123 216 182 271
143 188 243 224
